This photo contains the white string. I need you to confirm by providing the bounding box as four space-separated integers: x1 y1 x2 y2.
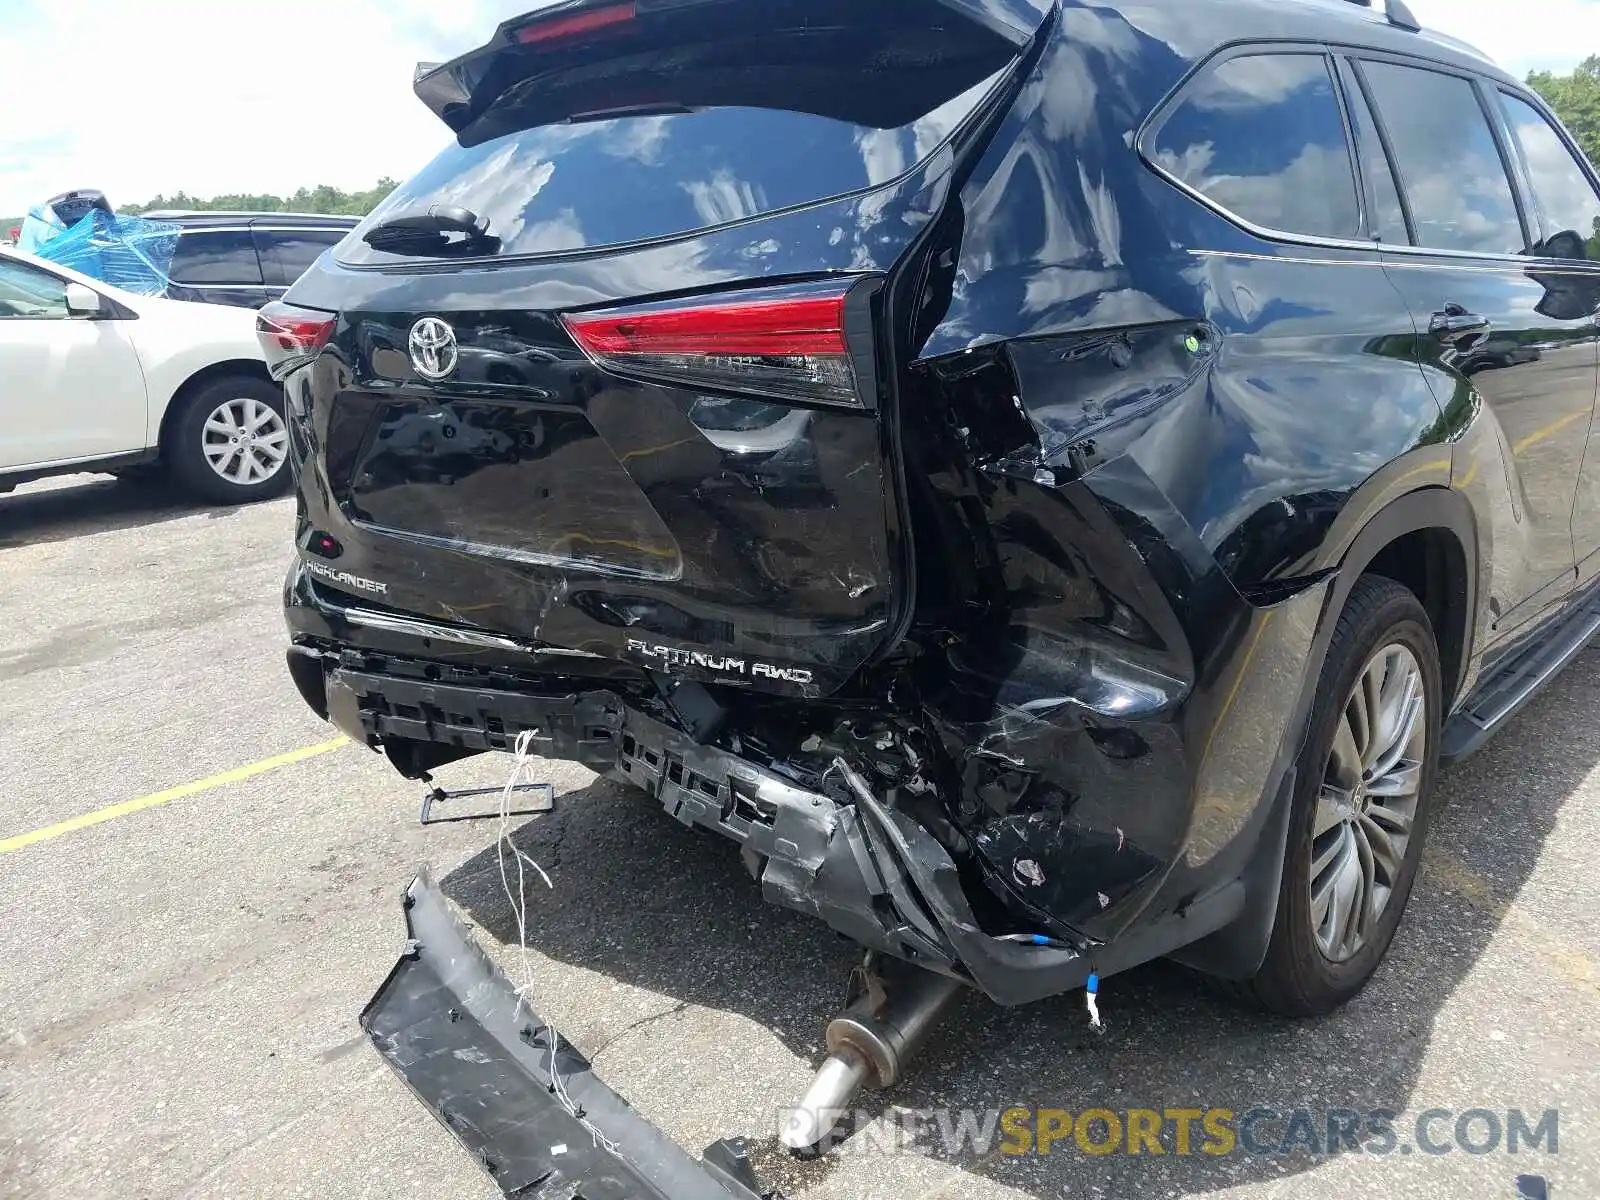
496 728 623 1158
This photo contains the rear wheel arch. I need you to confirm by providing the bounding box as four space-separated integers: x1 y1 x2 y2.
157 359 275 458
159 364 290 504
1242 574 1444 1014
1176 487 1477 982
1326 487 1478 711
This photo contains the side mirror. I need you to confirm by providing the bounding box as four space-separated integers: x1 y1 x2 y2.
64 282 104 318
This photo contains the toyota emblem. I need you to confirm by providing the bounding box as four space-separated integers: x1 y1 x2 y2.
408 317 459 381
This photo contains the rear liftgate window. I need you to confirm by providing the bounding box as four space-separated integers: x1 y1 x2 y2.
340 0 1022 264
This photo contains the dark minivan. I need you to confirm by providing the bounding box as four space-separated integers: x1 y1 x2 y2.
149 211 357 308
261 0 1600 1190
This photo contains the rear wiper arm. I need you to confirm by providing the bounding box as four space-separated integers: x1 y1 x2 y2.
565 102 701 124
363 204 500 256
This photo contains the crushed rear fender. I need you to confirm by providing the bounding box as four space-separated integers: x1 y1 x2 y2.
362 869 771 1200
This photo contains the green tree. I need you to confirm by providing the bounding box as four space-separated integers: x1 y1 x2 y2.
1528 56 1600 168
5 179 401 240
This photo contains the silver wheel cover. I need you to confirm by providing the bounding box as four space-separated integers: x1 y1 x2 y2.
202 397 288 486
1310 643 1427 963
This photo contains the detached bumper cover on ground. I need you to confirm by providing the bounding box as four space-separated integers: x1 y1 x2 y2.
361 870 770 1200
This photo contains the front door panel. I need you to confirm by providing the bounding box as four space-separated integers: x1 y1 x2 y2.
0 260 148 470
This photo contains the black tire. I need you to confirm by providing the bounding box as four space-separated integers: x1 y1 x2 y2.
1241 575 1442 1016
166 375 292 505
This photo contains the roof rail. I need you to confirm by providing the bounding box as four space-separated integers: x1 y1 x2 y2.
139 209 360 222
1344 0 1422 32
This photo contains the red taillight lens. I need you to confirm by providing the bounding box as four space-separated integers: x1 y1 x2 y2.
256 301 336 380
515 2 635 45
562 282 868 408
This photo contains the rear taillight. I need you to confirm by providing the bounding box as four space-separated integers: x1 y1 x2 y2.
256 301 336 381
562 280 872 408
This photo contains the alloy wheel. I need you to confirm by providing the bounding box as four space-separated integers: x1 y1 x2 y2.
1310 642 1427 963
201 397 288 486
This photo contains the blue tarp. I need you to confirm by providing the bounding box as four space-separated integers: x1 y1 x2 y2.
18 205 182 297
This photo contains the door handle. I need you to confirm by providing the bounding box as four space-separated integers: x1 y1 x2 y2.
1430 304 1491 344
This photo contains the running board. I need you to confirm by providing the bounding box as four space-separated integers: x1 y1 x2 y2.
361 869 771 1200
1442 588 1600 763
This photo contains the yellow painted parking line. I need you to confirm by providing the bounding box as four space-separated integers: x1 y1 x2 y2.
0 737 350 856
1513 409 1589 457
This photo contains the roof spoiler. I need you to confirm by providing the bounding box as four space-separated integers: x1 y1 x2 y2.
412 0 1052 139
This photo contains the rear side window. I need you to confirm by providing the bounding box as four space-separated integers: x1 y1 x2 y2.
342 0 1021 264
1149 52 1361 241
255 229 345 285
169 230 264 285
1359 62 1526 256
1498 91 1600 261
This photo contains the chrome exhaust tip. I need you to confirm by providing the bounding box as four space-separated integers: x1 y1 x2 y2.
779 965 963 1152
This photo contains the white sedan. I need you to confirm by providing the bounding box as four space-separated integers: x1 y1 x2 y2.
0 245 289 504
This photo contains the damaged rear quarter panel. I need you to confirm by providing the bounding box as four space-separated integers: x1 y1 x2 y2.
904 2 1446 941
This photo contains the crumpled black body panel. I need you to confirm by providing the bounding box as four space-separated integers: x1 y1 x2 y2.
288 0 1537 1008
362 870 765 1200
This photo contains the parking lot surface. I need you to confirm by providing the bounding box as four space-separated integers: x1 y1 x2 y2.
1 474 1595 1199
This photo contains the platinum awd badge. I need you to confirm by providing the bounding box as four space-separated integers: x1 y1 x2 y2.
303 558 389 597
626 638 814 686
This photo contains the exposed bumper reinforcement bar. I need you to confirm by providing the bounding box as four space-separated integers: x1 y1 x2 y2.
362 869 770 1200
327 660 1251 1006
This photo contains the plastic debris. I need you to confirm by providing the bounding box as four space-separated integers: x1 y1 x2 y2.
17 190 182 296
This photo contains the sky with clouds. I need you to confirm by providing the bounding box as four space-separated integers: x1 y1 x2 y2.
0 0 1595 217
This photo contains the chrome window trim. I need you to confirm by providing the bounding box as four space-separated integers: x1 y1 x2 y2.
1136 39 1600 270
319 597 603 658
1188 248 1600 280
1138 44 1373 250
173 225 352 236
250 227 354 236
168 282 278 291
1141 166 1382 255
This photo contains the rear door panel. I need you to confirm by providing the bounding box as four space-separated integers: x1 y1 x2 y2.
1354 56 1591 640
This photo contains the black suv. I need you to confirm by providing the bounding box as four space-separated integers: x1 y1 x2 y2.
147 211 357 309
263 0 1600 1185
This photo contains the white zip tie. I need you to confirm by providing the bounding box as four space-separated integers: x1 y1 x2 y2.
496 729 623 1158
1085 970 1104 1032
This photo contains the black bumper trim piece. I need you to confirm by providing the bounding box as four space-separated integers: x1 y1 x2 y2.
362 869 767 1200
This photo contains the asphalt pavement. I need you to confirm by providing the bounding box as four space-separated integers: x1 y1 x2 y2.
0 473 1594 1200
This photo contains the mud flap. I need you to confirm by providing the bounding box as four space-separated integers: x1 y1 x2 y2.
361 869 770 1199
